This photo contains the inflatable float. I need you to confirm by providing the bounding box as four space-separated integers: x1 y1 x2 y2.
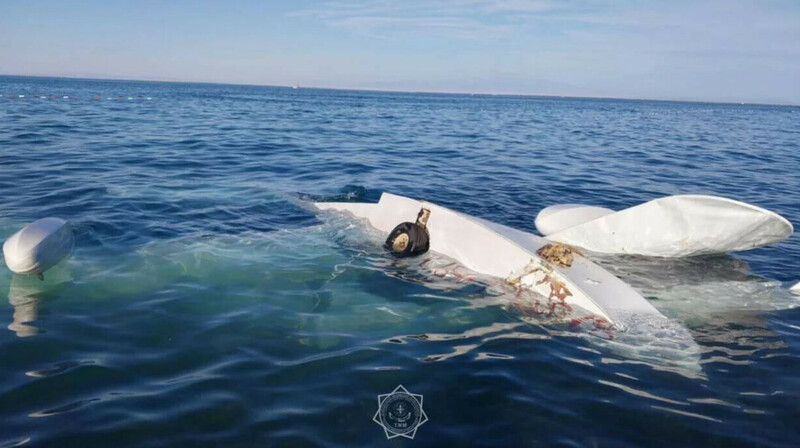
3 217 74 277
314 193 671 329
535 195 793 257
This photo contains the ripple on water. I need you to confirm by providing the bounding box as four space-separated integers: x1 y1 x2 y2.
0 77 799 447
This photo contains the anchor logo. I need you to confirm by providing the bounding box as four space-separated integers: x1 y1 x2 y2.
373 385 428 439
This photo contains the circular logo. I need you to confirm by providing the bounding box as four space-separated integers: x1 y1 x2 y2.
373 385 428 439
378 392 422 435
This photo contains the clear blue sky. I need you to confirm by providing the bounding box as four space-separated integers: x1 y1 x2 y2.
1 0 798 104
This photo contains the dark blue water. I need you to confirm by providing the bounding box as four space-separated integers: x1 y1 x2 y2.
1 75 799 447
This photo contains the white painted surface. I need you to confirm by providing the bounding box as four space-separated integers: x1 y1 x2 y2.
535 204 614 236
477 218 663 319
546 195 793 257
314 193 668 328
3 218 74 275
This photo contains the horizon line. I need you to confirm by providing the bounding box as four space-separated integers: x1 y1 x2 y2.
1 73 797 108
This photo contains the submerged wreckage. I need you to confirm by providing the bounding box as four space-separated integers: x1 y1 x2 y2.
1 192 796 352
314 193 795 331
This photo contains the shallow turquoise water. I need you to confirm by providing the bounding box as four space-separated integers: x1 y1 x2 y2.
1 75 799 447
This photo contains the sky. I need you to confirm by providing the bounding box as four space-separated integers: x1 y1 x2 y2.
0 0 798 104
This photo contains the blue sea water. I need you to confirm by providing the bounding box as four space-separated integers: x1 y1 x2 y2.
1 75 799 447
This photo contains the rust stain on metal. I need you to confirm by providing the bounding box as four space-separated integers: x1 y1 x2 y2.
536 243 581 268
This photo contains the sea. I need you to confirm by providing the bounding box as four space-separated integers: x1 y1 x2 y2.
1 75 799 447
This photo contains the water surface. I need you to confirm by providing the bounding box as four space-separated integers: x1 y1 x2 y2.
1 76 799 447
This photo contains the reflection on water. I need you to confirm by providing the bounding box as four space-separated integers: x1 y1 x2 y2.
6 262 71 337
591 253 800 320
8 295 38 337
588 252 800 376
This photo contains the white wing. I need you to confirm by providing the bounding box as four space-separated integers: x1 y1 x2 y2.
546 195 792 257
